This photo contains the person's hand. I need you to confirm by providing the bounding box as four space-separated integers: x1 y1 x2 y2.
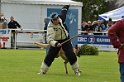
57 43 62 47
20 27 23 30
118 43 124 49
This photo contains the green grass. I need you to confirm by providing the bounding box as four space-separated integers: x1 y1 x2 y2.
0 49 120 82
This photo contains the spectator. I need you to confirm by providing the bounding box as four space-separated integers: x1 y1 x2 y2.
92 20 98 31
0 13 7 22
81 21 87 35
106 18 113 31
0 16 8 29
97 20 103 32
93 20 103 35
85 21 94 35
81 21 87 31
0 13 4 17
100 20 106 31
8 16 22 48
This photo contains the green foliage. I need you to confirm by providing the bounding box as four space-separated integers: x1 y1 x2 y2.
80 44 99 55
72 0 109 21
73 0 124 21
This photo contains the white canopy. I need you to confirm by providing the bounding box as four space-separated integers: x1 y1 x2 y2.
98 6 124 21
1 0 83 6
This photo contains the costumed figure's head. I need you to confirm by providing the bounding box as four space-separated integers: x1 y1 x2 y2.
51 14 59 25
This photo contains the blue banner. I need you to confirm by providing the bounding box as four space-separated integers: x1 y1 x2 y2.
78 35 112 45
0 30 10 34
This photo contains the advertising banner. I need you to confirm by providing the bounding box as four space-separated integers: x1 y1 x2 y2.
30 33 43 40
78 35 117 51
0 30 11 48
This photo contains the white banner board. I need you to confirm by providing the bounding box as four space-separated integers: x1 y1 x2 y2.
0 29 11 48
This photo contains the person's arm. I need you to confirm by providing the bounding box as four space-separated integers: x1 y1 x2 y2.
59 5 70 23
8 22 10 28
14 21 22 30
44 23 47 33
108 21 123 48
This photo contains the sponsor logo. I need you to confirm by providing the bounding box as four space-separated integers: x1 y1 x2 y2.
0 30 10 34
88 36 95 43
78 37 87 42
30 34 43 39
68 13 76 24
96 38 110 43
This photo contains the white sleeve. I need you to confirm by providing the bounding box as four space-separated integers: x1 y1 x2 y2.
47 26 57 47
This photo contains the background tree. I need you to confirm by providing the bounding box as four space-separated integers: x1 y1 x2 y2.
73 0 109 21
72 0 124 21
106 0 124 11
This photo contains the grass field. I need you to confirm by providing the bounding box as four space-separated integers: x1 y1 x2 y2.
0 49 120 82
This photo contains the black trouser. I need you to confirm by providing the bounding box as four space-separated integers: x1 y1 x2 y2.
44 39 77 67
11 30 16 48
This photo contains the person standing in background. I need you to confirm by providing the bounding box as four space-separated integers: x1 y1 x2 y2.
85 21 94 35
81 21 87 35
106 18 113 31
100 20 106 31
8 16 23 48
0 16 8 29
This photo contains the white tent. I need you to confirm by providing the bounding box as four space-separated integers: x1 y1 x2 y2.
1 0 82 6
98 6 124 21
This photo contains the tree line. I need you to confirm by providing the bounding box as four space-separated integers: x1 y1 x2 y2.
73 0 124 21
